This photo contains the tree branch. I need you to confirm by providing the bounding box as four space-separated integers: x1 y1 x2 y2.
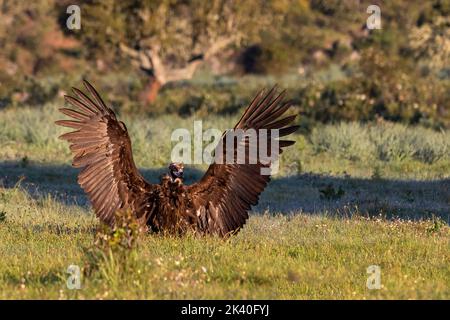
119 43 153 71
204 35 237 60
120 34 237 85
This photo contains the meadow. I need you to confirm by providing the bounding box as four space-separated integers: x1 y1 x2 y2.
0 102 449 299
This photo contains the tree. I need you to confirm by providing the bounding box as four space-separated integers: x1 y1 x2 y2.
409 16 450 71
80 0 277 104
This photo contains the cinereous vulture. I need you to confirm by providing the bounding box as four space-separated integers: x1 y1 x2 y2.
56 80 298 236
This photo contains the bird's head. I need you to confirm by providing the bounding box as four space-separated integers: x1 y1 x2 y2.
169 162 184 181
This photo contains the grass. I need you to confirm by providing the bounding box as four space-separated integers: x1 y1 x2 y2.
0 103 449 299
0 187 448 299
1 103 449 177
309 122 450 164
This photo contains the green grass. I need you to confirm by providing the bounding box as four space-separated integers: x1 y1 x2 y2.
0 187 448 299
0 103 449 299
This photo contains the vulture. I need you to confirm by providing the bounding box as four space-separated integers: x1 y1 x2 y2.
56 80 299 237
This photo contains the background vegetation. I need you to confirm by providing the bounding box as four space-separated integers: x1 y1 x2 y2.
0 105 449 299
1 186 448 299
0 0 449 299
0 0 449 128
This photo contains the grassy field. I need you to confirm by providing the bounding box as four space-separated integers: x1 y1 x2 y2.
0 103 449 299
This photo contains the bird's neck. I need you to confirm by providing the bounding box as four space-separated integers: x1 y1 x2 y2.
163 174 183 187
170 176 183 184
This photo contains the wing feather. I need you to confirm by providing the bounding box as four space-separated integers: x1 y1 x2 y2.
187 87 298 236
56 80 158 225
59 108 90 120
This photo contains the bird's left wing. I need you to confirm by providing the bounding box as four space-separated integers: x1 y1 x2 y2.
56 80 158 226
187 87 299 236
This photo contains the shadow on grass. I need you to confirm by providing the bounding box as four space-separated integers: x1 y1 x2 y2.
2 269 63 286
1 160 449 222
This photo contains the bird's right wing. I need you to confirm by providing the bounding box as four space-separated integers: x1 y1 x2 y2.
56 80 158 226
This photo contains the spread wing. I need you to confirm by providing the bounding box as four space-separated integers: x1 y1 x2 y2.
56 80 157 226
187 87 299 236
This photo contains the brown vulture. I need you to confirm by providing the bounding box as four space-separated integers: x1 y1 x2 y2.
56 80 299 237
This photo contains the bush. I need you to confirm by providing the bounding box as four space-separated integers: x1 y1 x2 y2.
309 121 450 164
292 48 450 129
150 82 255 117
309 122 375 161
83 209 145 284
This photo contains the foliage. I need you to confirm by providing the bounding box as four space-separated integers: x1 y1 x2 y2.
93 210 144 253
293 48 450 128
309 122 450 164
0 211 6 223
83 209 145 287
0 0 449 127
0 186 449 299
1 102 449 178
0 103 449 299
80 0 271 59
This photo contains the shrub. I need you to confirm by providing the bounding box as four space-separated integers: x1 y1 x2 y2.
309 122 375 161
309 121 450 164
83 209 145 284
368 124 417 162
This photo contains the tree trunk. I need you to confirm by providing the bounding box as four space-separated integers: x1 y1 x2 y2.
120 36 237 105
139 76 162 105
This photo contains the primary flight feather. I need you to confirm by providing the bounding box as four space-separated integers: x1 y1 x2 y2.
56 80 299 236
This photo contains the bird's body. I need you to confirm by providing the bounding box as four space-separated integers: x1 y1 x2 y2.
150 175 197 234
56 80 299 237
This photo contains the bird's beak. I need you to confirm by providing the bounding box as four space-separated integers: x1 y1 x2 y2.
174 169 183 178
